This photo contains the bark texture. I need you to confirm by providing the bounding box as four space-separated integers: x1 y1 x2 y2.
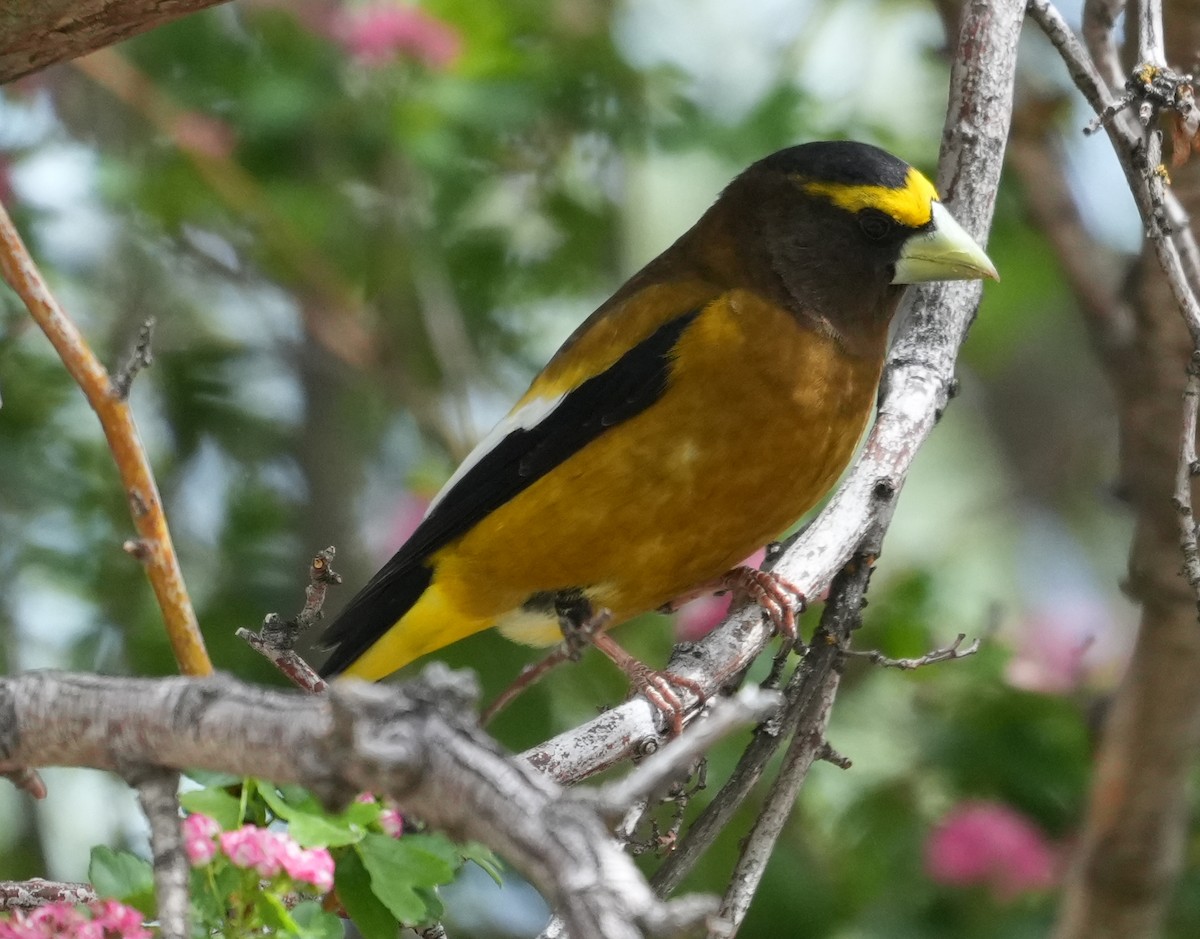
1052 2 1200 936
0 1 231 84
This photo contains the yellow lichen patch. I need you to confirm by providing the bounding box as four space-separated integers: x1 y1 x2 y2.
798 167 938 229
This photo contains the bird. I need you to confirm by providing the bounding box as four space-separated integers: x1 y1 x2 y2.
318 140 997 709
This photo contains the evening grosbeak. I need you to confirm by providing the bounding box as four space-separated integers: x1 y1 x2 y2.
318 141 997 691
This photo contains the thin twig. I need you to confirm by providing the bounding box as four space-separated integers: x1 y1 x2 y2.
1028 1 1200 608
815 742 852 770
1 768 46 800
130 769 187 939
111 317 155 401
0 200 210 676
841 632 981 670
1135 0 1165 67
709 559 874 939
1175 357 1200 599
238 548 341 693
482 646 571 726
236 630 327 694
1028 2 1200 343
592 687 781 821
649 556 880 900
1081 0 1124 90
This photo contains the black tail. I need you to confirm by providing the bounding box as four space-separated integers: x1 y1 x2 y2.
317 558 434 677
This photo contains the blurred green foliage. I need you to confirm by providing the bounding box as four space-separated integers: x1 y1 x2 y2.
0 0 1191 936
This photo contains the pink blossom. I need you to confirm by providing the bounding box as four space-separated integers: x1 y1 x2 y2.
925 801 1058 899
674 550 767 641
278 840 335 893
1005 607 1098 695
379 808 404 838
89 900 150 938
182 813 221 866
0 900 150 939
331 4 462 70
220 826 283 878
216 825 333 892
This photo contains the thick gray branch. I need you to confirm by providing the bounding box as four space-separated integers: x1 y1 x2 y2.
0 668 714 939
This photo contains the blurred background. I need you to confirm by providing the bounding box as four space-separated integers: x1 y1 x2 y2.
0 0 1183 935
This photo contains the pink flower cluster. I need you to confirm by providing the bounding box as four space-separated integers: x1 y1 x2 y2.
925 801 1058 899
0 899 150 939
355 792 404 838
182 812 220 865
182 815 334 893
330 3 462 69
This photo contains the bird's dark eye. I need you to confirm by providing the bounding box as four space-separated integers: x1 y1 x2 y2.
858 210 893 240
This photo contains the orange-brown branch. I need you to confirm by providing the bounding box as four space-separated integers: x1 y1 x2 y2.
0 199 211 677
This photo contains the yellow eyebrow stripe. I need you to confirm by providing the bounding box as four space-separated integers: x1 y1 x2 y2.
799 167 939 228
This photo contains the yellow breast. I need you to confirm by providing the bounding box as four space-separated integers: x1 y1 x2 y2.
431 288 886 641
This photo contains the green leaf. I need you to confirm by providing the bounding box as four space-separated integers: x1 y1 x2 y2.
398 833 461 872
290 900 345 939
256 782 366 847
336 848 399 939
289 812 365 849
256 782 335 824
88 846 156 915
260 891 302 935
460 841 505 885
255 781 298 820
189 866 227 927
180 787 243 831
356 833 460 925
344 799 383 829
414 886 444 921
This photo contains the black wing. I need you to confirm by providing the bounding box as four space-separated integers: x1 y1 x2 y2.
318 305 704 676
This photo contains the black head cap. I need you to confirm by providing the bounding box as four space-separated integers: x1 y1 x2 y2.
752 141 913 190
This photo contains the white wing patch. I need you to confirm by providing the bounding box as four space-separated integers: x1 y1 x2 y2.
424 392 567 516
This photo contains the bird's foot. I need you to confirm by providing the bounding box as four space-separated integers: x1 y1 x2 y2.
590 631 706 737
661 566 806 641
556 594 705 735
727 566 806 641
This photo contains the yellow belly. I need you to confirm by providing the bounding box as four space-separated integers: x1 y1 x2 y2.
432 289 885 644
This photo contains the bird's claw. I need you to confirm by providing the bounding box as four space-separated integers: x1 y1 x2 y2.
724 566 806 641
621 661 707 737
